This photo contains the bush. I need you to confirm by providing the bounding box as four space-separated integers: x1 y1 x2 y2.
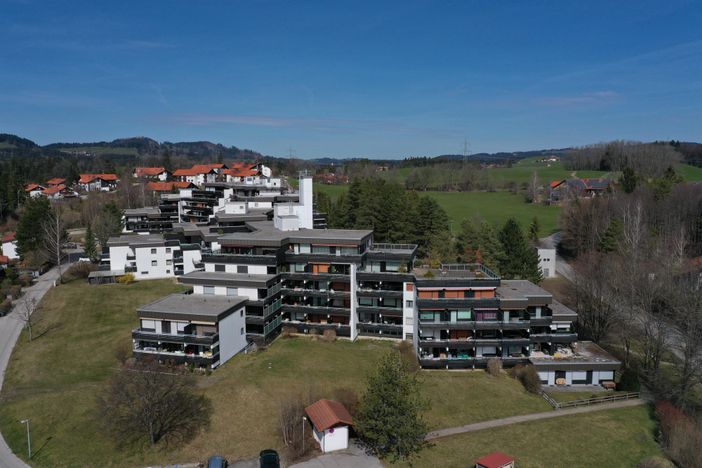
281 325 297 338
655 401 702 467
333 387 359 417
308 328 320 338
510 364 542 394
0 298 12 316
617 368 640 392
321 328 337 342
636 456 674 468
117 273 135 284
114 341 133 364
17 273 33 287
398 340 419 373
486 358 503 377
64 262 97 281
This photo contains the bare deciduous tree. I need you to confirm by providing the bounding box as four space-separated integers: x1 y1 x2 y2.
572 253 619 343
15 297 38 342
43 205 67 284
97 360 212 445
669 273 702 409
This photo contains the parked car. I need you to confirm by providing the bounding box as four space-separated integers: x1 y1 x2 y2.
259 449 280 468
207 455 228 468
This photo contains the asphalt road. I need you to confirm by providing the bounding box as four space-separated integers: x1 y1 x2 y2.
0 263 67 468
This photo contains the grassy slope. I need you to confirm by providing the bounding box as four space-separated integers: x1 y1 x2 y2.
315 185 560 236
677 163 702 181
0 280 552 467
393 405 661 468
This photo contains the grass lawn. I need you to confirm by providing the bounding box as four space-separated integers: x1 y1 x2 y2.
676 163 702 181
0 280 552 467
393 405 662 468
423 191 561 236
486 157 609 186
315 185 561 237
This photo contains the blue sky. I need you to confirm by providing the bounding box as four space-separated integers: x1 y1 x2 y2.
1 0 701 158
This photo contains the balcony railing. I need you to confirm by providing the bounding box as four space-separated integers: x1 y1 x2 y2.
263 315 284 335
132 328 219 346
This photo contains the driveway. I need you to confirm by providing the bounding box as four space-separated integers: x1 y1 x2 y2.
0 264 68 468
291 442 382 468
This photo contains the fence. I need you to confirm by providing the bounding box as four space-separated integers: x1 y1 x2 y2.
541 391 640 409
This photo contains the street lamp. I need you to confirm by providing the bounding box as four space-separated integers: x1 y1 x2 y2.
302 416 307 453
19 419 31 458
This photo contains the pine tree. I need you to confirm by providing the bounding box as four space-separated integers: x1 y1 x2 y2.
528 216 540 244
356 351 428 462
620 166 637 193
16 196 52 258
599 218 623 253
84 223 98 262
498 218 541 282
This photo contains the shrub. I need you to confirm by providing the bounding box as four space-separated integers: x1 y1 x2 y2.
0 298 12 316
321 328 337 342
7 285 21 299
281 325 297 338
486 358 503 377
333 387 359 417
636 456 674 468
64 262 97 281
617 368 640 392
308 328 320 337
398 340 419 373
117 273 135 284
510 364 542 394
655 401 702 467
114 341 133 364
17 273 33 287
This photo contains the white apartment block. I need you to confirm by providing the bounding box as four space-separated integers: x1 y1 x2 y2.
107 234 202 280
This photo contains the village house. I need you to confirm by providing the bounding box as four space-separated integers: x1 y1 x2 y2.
78 173 119 192
42 184 79 200
133 166 170 181
549 178 611 204
1 231 19 260
46 177 66 187
304 399 353 453
24 183 46 198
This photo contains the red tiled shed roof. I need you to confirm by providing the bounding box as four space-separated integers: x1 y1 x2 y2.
475 451 515 468
2 231 16 243
0 255 9 265
24 183 43 192
146 181 197 191
135 167 167 177
43 184 67 195
46 177 66 185
304 399 353 432
79 173 118 183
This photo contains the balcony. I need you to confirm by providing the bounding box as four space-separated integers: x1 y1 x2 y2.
282 304 351 316
204 250 279 265
284 321 352 338
133 349 218 367
284 251 364 264
530 333 578 343
281 288 351 299
132 328 219 346
356 305 403 317
357 323 403 335
357 288 404 299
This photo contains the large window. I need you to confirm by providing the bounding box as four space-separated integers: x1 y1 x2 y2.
141 319 156 331
419 311 436 321
215 264 225 272
227 287 238 296
237 265 248 274
203 286 215 295
456 310 472 321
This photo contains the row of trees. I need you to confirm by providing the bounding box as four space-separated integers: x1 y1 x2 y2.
564 183 702 408
317 178 543 282
564 141 682 177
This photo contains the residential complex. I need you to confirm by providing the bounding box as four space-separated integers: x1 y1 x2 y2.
118 173 620 383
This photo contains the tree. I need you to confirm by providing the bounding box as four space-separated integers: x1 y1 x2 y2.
572 253 618 343
43 205 67 283
498 218 541 282
526 170 540 203
84 223 97 262
15 196 51 259
93 202 123 252
620 166 637 193
356 351 428 462
528 216 540 244
598 218 623 253
98 360 213 445
15 297 38 342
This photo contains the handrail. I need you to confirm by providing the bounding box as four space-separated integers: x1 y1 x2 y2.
541 391 640 410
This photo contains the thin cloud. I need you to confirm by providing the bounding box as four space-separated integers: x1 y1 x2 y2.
534 90 622 108
0 92 104 108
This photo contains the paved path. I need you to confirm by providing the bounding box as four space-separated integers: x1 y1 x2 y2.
291 442 383 468
425 398 645 441
0 264 66 468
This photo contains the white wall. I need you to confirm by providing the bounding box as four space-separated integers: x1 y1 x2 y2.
217 307 247 365
183 249 202 274
298 175 314 229
313 426 349 453
402 282 416 340
537 248 556 278
2 241 19 260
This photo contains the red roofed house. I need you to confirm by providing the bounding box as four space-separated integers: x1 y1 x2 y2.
146 181 197 192
133 167 170 181
0 255 10 269
42 184 79 200
79 174 119 192
46 178 66 186
2 231 19 260
24 183 47 198
304 399 353 453
173 166 218 185
475 452 515 468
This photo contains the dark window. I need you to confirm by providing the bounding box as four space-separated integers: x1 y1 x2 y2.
439 290 445 299
237 265 248 274
215 264 225 272
267 266 277 275
162 321 171 334
464 290 475 298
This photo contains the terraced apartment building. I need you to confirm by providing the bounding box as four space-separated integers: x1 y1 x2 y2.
129 174 620 385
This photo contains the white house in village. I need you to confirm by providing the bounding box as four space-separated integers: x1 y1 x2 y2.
1 232 19 260
107 233 202 280
304 399 353 453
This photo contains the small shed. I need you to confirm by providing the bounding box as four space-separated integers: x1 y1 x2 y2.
475 451 516 468
304 399 353 453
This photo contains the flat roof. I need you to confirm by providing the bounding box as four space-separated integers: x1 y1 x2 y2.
124 206 161 216
551 299 578 320
137 293 247 322
218 221 372 247
413 263 499 280
107 233 169 247
179 271 276 287
530 341 621 370
497 280 552 308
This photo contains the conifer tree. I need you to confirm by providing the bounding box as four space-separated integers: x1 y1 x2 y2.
84 223 98 262
498 218 542 282
356 351 428 462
